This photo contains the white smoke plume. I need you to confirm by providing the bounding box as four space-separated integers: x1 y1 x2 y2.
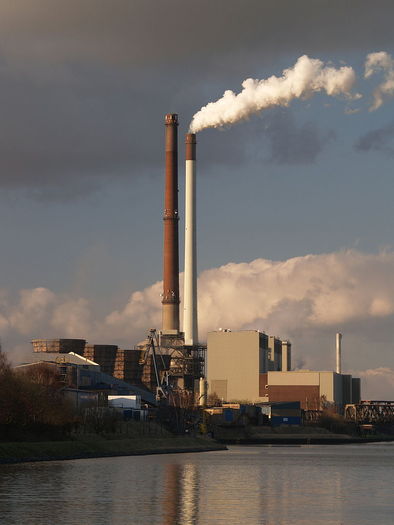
364 51 394 110
189 55 358 133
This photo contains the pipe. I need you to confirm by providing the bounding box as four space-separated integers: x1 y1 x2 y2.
184 133 198 346
336 332 342 374
162 114 180 333
281 340 291 371
198 378 207 407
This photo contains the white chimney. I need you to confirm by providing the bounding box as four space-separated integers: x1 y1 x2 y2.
336 332 342 374
183 133 198 346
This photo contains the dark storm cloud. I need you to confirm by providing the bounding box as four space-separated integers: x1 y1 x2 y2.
0 0 393 198
1 0 393 66
0 65 167 193
354 121 394 156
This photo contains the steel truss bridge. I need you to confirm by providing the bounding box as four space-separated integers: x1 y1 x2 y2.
345 401 394 425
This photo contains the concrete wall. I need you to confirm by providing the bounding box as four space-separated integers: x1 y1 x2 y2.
352 378 361 403
267 386 320 410
320 372 335 402
268 336 282 371
333 372 343 406
281 341 291 371
267 371 320 386
207 331 266 402
341 374 353 405
260 372 320 409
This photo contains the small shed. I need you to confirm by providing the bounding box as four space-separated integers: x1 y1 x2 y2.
256 401 302 426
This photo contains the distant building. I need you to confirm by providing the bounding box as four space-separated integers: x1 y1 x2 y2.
260 370 360 409
17 350 156 405
281 340 292 372
207 330 290 402
207 329 360 408
267 336 282 371
30 338 165 394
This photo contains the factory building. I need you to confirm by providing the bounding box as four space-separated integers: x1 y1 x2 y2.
32 338 169 393
267 336 291 371
207 330 290 402
260 371 360 409
207 330 360 408
23 342 157 405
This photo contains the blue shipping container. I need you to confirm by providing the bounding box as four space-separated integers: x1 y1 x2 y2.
224 409 234 422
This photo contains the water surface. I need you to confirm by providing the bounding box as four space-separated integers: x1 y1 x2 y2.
1 443 393 524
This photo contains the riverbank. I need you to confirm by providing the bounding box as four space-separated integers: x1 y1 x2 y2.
211 424 394 445
0 435 226 464
217 434 394 445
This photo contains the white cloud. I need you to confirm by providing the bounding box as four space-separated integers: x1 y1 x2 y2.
1 250 394 397
104 280 162 341
8 287 56 335
0 287 92 347
196 250 394 334
365 51 394 110
355 368 394 400
51 298 92 337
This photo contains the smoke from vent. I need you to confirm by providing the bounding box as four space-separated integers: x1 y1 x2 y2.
189 55 358 133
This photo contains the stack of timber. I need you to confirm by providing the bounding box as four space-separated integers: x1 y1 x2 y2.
83 344 118 376
30 338 175 394
113 349 144 385
31 339 86 354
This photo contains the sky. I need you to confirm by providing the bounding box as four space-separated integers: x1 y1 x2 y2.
1 0 394 398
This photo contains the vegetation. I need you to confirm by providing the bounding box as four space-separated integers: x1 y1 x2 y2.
0 349 76 441
313 408 358 435
0 434 225 464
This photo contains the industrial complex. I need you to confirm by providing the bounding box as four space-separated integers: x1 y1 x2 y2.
207 329 360 407
20 113 369 430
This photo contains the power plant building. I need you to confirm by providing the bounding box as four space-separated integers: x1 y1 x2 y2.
207 330 360 408
260 371 360 409
207 330 290 402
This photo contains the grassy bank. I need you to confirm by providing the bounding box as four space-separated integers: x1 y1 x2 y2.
216 435 394 445
0 435 226 464
211 424 394 445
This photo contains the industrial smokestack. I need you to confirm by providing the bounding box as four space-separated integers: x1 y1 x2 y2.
162 114 180 334
183 133 198 346
336 332 342 374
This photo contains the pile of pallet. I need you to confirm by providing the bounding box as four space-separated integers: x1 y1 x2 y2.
30 338 175 393
114 349 143 385
32 338 86 354
83 344 118 376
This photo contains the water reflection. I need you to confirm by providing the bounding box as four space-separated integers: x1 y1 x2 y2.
162 464 181 524
162 463 199 525
1 445 394 525
179 464 199 525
